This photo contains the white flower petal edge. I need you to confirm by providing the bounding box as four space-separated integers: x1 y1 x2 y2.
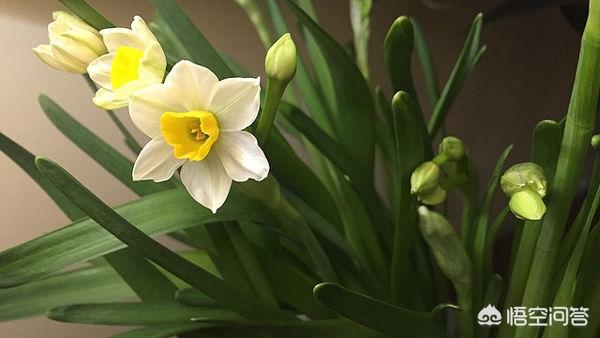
87 16 165 109
181 154 233 214
215 131 269 182
209 77 261 131
133 137 185 182
163 60 219 111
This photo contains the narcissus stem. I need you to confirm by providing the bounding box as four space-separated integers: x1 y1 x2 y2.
515 2 600 338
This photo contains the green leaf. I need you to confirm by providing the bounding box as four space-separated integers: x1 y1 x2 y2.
58 0 113 30
175 288 220 307
198 319 377 338
390 91 429 304
48 302 240 325
411 17 440 106
313 283 447 337
0 188 275 288
0 264 133 321
149 0 234 79
35 157 296 321
38 95 172 196
572 225 600 338
471 145 512 308
0 131 83 220
427 14 485 137
262 129 342 229
279 103 389 225
285 0 376 176
0 131 177 303
111 324 211 338
384 16 418 100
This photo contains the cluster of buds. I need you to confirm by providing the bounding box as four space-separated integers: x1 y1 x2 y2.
411 136 466 205
500 162 548 220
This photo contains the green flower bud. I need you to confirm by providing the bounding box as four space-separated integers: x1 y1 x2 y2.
411 161 440 195
500 162 547 198
592 134 600 150
418 185 447 205
439 136 466 161
508 188 547 221
265 33 297 83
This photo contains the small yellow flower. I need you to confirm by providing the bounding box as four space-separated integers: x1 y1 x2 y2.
33 11 106 73
130 60 268 213
87 16 166 110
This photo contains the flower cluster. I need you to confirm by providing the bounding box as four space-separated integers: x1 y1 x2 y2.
410 136 467 205
35 13 271 213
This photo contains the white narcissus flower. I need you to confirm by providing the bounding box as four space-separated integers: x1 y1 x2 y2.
33 11 107 73
130 60 269 213
87 16 166 110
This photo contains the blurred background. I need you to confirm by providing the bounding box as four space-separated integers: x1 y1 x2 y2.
0 0 585 336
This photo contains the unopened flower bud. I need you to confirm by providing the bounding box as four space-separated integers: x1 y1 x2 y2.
500 162 547 198
33 11 106 73
411 161 440 195
439 136 465 161
418 185 447 205
508 188 547 220
265 33 297 83
592 134 600 150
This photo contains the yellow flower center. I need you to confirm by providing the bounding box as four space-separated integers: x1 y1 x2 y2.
110 46 143 89
160 111 220 161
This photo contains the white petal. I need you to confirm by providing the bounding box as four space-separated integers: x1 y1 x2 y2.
49 43 87 72
138 42 166 84
51 37 97 67
100 27 145 52
111 79 156 105
87 53 114 89
53 11 97 33
165 60 219 111
92 87 124 110
209 77 260 131
33 44 80 73
180 154 232 213
131 16 158 45
133 137 185 182
129 83 189 138
61 29 106 55
215 131 269 182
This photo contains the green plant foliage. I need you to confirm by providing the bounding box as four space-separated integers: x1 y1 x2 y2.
3 1 600 337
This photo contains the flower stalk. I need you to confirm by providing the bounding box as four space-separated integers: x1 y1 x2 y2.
256 34 297 144
515 1 600 337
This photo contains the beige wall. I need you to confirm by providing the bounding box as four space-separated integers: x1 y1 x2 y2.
0 0 579 336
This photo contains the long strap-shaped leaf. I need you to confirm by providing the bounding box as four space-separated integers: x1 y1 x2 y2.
39 95 172 196
313 283 447 337
280 103 390 227
0 132 178 301
35 157 295 321
285 0 376 177
48 302 240 325
470 145 512 309
0 188 274 288
0 132 83 220
149 0 234 79
427 14 485 137
0 264 134 321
